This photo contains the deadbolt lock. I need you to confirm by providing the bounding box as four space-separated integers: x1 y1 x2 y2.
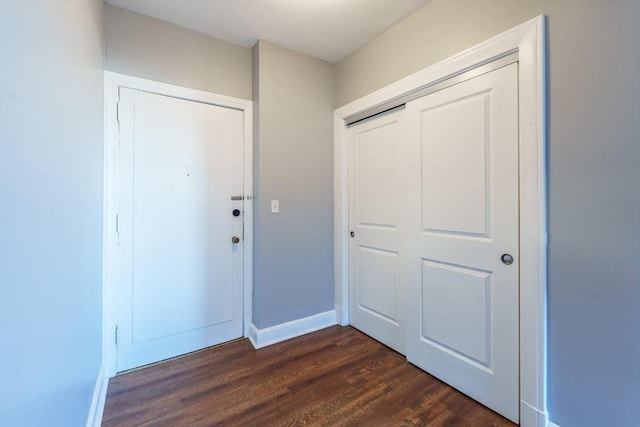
232 236 240 244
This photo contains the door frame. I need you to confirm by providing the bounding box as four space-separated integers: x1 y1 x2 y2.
102 72 254 377
333 16 547 427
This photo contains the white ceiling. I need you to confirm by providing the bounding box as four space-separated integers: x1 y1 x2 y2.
105 0 429 64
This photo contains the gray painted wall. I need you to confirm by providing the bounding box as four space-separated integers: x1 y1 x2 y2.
0 1 104 426
105 4 252 100
337 1 640 426
105 7 337 330
252 41 335 328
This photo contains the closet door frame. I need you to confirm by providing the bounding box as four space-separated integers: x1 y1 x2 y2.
333 16 547 427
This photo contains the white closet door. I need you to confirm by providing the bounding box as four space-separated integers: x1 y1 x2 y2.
348 109 406 354
403 64 520 422
117 88 244 372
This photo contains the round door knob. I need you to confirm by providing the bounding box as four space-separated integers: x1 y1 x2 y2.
232 236 240 244
501 253 514 265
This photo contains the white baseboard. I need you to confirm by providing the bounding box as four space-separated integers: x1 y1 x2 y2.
248 310 337 349
548 423 559 427
86 365 109 427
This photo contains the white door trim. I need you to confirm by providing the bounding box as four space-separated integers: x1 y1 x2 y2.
102 72 254 378
333 16 547 427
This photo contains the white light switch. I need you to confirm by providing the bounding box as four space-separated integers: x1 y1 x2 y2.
271 200 279 214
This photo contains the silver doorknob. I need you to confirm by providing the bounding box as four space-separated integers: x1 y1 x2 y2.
232 236 240 244
501 253 514 265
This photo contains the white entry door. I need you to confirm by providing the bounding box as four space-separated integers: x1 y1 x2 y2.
348 109 405 354
116 88 244 372
403 64 519 422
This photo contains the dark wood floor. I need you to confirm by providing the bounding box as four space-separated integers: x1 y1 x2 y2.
103 326 516 426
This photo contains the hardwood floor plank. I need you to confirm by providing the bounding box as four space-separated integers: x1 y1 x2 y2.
102 326 516 427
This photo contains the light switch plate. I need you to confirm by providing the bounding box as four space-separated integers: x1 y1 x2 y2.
271 200 279 214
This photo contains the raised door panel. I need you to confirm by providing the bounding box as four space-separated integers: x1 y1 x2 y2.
421 93 490 238
421 260 492 370
355 122 398 229
357 246 399 324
